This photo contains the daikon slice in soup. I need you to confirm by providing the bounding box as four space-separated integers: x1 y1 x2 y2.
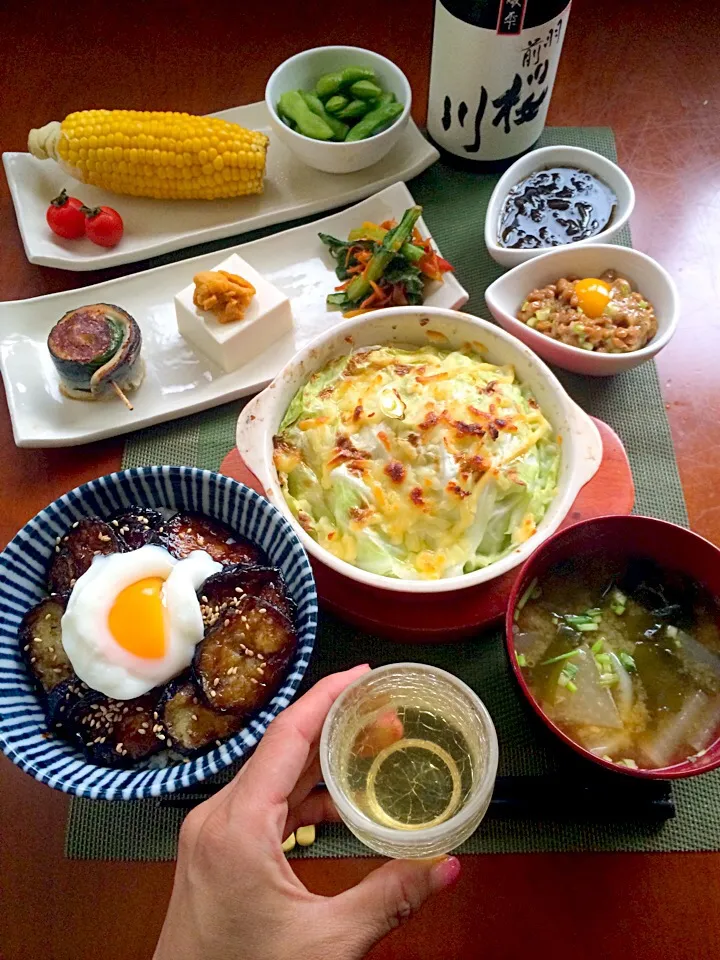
514 558 720 770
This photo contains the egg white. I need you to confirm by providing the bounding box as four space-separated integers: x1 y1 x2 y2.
61 544 222 699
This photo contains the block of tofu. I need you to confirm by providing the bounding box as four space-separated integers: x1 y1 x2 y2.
174 253 293 373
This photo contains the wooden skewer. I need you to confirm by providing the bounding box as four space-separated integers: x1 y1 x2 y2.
110 380 134 411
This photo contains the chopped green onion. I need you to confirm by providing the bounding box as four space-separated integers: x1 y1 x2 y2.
619 651 637 673
557 672 569 688
566 680 578 693
591 638 604 654
563 662 579 680
531 586 543 600
526 316 537 328
516 653 527 667
637 300 649 308
666 625 678 639
617 758 638 769
599 674 618 687
521 301 529 312
576 622 599 632
595 653 612 665
516 578 538 614
541 649 581 666
610 588 627 616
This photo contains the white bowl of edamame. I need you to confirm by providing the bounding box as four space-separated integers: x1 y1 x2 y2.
265 45 412 174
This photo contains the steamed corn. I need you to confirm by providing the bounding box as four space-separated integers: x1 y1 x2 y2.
28 109 268 200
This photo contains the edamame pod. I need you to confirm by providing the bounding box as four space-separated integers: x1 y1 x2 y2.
350 80 383 101
325 95 349 115
345 100 403 141
315 66 376 99
277 90 334 141
299 91 349 141
337 99 370 121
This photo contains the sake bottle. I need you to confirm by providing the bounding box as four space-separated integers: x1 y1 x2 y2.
427 1 571 166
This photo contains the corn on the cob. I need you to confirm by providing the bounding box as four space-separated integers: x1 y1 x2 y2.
28 109 269 201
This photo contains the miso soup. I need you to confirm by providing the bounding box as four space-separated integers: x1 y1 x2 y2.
513 558 720 770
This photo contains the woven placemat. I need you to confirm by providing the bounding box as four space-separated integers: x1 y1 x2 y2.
67 128 718 861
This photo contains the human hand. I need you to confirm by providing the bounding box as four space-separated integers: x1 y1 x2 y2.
153 665 460 960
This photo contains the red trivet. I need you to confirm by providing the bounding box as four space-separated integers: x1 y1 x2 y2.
220 418 633 642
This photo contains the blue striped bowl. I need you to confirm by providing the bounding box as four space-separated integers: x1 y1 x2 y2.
0 466 318 800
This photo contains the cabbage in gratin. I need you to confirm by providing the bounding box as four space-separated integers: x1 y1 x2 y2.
273 344 560 580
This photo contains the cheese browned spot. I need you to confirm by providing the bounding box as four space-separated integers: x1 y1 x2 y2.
384 460 406 484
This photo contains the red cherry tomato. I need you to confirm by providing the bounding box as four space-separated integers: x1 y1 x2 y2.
46 189 86 239
82 205 124 248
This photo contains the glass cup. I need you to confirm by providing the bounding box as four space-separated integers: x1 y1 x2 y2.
320 662 498 859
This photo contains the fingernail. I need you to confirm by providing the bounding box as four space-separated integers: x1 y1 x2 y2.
429 855 461 892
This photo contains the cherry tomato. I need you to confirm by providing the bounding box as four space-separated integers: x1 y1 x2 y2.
82 205 124 248
46 189 86 239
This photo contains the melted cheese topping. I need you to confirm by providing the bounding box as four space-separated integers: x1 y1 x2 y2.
274 345 559 580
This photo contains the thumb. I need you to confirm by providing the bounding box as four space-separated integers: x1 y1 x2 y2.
328 856 460 957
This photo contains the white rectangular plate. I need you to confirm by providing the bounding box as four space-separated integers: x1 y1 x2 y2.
3 102 439 271
0 182 468 447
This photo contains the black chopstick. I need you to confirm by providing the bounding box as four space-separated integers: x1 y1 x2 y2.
158 775 675 821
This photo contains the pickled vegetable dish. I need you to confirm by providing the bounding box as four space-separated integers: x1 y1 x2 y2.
278 65 403 142
517 270 657 353
320 205 453 316
514 558 720 769
273 344 559 580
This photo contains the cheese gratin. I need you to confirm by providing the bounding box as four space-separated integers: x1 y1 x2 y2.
273 344 560 580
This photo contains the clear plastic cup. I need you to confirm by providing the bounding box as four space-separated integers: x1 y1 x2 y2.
320 663 498 859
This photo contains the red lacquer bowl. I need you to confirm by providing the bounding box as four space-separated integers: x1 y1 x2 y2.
505 515 720 779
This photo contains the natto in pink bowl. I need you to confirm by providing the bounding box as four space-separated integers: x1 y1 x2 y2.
505 515 720 780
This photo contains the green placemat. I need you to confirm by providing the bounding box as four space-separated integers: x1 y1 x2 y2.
67 128 716 861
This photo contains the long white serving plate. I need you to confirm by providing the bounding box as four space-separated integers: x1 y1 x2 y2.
0 183 468 448
2 102 439 271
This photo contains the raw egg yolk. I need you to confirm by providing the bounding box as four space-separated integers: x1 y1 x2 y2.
574 278 612 318
108 576 166 659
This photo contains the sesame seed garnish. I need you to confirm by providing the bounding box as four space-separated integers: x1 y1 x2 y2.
30 657 36 663
115 742 124 753
210 691 217 698
45 613 52 620
213 677 220 687
72 521 79 529
191 714 199 721
250 678 258 685
111 520 119 527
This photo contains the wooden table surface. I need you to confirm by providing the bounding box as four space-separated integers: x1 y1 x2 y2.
2 1 719 958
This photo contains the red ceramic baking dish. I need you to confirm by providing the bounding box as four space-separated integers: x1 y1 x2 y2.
505 515 720 779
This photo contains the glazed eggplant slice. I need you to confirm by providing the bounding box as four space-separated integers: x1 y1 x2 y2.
162 513 262 566
19 595 71 692
160 678 245 754
69 690 163 767
48 517 122 594
198 564 294 628
110 506 166 550
194 594 297 714
45 675 89 734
